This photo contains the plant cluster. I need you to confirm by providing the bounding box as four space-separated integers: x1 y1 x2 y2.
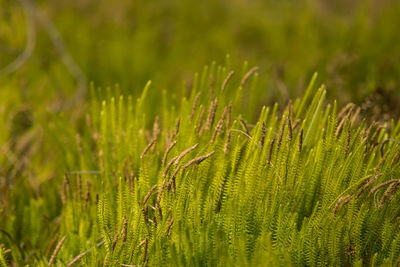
2 64 400 266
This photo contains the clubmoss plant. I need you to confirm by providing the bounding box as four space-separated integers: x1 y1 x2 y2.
2 63 400 266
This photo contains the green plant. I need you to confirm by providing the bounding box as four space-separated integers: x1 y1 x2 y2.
2 63 399 266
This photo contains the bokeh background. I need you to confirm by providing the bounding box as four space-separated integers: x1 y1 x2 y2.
1 0 400 114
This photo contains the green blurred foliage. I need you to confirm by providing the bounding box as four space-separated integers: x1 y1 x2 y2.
2 0 400 107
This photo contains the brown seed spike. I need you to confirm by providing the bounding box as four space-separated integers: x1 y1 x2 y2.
351 107 361 126
221 70 235 92
122 216 128 245
277 117 286 150
167 165 181 192
163 156 178 177
45 233 60 259
196 108 205 135
375 151 389 173
183 151 215 170
240 66 259 87
137 239 146 248
66 250 89 267
369 179 400 196
298 129 303 152
363 121 376 139
287 117 293 142
337 103 355 120
379 180 400 208
268 138 275 164
356 173 382 198
174 143 199 165
169 165 182 193
202 98 219 133
163 140 177 165
112 233 119 251
48 235 67 266
392 148 400 165
166 215 174 237
240 119 250 136
142 206 149 223
224 132 232 155
156 202 163 220
211 118 224 143
335 112 351 138
152 116 160 140
190 92 201 121
209 75 214 99
371 126 383 144
140 138 157 159
142 238 148 264
84 180 91 207
333 195 352 215
260 122 267 147
171 117 180 140
77 175 82 200
143 184 158 205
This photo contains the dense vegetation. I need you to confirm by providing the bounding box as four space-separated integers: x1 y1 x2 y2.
1 0 400 266
2 64 400 266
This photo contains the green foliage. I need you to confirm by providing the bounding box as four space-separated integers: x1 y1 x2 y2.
3 63 400 266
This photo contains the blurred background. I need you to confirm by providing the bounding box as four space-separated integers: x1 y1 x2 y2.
1 0 400 114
